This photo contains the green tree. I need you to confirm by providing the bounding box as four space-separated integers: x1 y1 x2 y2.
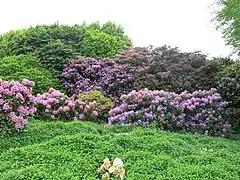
0 22 132 73
214 0 240 54
87 21 132 49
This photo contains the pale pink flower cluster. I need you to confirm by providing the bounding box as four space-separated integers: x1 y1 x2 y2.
97 157 125 180
36 88 100 120
0 79 37 130
21 79 36 87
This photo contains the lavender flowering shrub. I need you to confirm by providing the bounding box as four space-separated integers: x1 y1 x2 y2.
62 56 133 102
0 79 37 134
35 88 102 122
108 88 231 137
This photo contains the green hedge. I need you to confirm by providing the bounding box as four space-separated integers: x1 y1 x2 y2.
0 55 60 94
80 29 124 59
0 22 131 73
87 21 132 48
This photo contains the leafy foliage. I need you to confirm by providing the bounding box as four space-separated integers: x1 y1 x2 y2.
214 0 240 54
80 29 124 59
0 23 130 73
219 61 240 78
86 21 132 48
0 120 239 179
0 24 85 72
0 55 60 94
214 57 235 76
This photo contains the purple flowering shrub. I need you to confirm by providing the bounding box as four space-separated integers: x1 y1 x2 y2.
108 88 231 137
0 79 37 134
35 88 101 121
62 56 133 102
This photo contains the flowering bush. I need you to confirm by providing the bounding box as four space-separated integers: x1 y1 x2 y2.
62 56 133 102
77 90 113 123
218 77 240 133
35 88 101 121
0 79 37 134
97 157 125 180
108 88 230 137
116 46 219 93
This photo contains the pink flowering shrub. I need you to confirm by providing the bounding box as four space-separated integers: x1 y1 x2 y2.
35 88 101 121
77 90 113 123
108 88 231 137
0 79 37 134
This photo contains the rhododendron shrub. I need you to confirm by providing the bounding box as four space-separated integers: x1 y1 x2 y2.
218 76 240 133
77 90 113 122
35 88 101 121
0 79 37 134
108 89 230 137
62 56 133 102
116 46 219 93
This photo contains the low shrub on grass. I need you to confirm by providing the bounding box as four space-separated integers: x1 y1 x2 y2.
108 88 230 137
77 90 113 123
0 79 36 134
35 88 101 122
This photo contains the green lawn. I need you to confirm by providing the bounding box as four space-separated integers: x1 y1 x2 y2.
0 119 240 180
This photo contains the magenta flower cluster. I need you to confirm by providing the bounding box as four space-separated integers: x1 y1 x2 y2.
62 56 133 102
108 88 231 137
0 79 36 132
35 88 100 121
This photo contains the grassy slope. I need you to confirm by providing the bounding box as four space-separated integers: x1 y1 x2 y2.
0 119 240 180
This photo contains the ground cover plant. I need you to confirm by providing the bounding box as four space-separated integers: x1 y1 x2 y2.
0 120 239 179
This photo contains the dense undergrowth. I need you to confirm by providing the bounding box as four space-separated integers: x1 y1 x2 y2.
0 119 239 179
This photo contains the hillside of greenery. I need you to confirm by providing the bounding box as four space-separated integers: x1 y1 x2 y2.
0 15 239 179
1 119 240 179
